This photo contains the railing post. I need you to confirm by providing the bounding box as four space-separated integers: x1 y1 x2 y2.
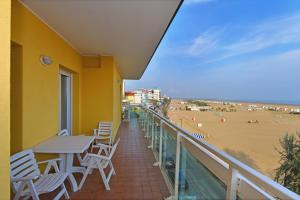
148 116 154 149
148 114 151 138
159 120 163 168
153 118 163 167
226 168 240 200
148 113 151 138
142 111 146 131
174 132 181 199
127 106 130 121
145 113 149 138
141 112 143 128
151 116 154 148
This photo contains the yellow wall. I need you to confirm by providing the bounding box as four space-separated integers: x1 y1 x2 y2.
11 0 82 149
11 42 23 154
7 0 125 195
9 2 123 195
11 0 123 149
82 56 122 139
0 0 11 198
113 65 123 137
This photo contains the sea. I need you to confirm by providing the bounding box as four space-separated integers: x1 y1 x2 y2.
176 98 300 106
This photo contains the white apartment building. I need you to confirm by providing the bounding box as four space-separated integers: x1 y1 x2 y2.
152 89 160 101
125 89 161 105
133 90 142 104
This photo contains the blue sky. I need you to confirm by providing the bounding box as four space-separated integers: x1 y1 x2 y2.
126 0 300 104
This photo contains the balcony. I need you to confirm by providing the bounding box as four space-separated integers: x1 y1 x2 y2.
39 116 169 200
3 0 300 199
123 106 299 200
40 106 300 200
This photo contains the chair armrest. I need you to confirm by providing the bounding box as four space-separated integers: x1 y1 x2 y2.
92 142 112 149
37 158 62 174
37 158 62 165
94 130 110 136
94 135 111 140
11 175 40 182
87 153 109 161
93 129 101 135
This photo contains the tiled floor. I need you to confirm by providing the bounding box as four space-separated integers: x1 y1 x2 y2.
42 118 170 200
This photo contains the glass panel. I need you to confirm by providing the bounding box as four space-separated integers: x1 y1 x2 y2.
178 146 227 200
142 113 148 137
60 74 68 130
141 111 146 131
129 107 134 119
161 128 177 187
131 106 140 119
147 116 153 144
124 107 129 120
153 120 160 159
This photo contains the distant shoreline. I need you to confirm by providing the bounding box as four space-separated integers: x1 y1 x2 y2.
172 98 300 106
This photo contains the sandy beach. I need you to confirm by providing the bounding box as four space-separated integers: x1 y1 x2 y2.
168 99 300 178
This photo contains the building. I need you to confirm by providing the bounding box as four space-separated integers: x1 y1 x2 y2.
144 89 161 102
1 1 299 199
152 89 161 101
186 105 201 111
291 108 300 114
124 90 143 104
186 105 211 111
124 88 161 105
124 92 135 104
134 90 143 104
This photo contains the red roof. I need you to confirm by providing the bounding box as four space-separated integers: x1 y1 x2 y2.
125 92 135 96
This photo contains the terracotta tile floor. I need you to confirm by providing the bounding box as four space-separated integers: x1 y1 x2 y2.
42 118 170 200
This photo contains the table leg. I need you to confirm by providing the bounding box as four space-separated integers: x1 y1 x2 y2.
59 154 66 172
66 153 79 192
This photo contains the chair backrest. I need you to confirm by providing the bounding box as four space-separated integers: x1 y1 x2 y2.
57 129 69 136
108 138 120 160
10 149 40 193
97 122 113 134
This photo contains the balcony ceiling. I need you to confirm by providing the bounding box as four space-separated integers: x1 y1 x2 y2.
20 0 182 79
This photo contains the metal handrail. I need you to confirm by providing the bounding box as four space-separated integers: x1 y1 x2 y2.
140 106 300 200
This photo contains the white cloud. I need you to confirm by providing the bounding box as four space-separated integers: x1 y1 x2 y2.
176 48 300 100
186 31 219 56
158 12 300 66
156 29 221 57
198 13 300 64
225 14 300 53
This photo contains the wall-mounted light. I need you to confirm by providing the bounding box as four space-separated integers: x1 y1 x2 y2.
40 55 53 66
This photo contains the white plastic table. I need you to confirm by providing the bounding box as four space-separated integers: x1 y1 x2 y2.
33 135 95 192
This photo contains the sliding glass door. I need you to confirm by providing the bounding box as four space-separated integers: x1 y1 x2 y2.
59 69 72 135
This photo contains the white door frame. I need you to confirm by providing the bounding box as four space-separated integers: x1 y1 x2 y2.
59 69 73 135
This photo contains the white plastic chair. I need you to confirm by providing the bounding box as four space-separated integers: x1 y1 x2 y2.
78 138 120 191
57 129 69 136
92 122 113 153
10 149 69 200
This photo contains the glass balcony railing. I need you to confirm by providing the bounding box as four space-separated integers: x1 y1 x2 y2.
127 105 300 200
179 145 227 199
